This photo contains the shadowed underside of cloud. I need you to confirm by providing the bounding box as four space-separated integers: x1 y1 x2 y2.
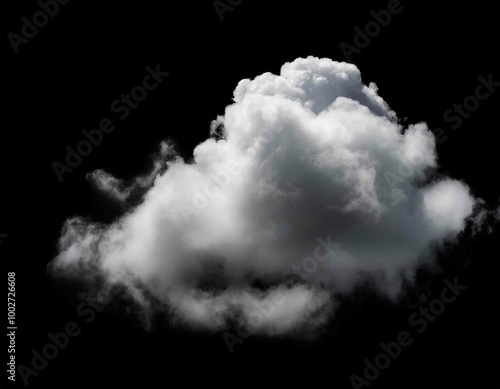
49 57 482 336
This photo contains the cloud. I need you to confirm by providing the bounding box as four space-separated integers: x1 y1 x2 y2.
86 141 177 203
49 56 481 336
423 179 475 236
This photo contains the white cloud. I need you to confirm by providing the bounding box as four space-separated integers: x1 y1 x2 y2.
49 56 480 336
86 141 177 203
423 179 475 236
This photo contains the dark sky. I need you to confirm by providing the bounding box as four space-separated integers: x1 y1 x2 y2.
1 0 499 388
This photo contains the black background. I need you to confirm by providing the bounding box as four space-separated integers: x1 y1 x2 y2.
1 0 500 387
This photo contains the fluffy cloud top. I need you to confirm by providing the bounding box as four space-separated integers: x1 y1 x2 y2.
49 57 478 336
